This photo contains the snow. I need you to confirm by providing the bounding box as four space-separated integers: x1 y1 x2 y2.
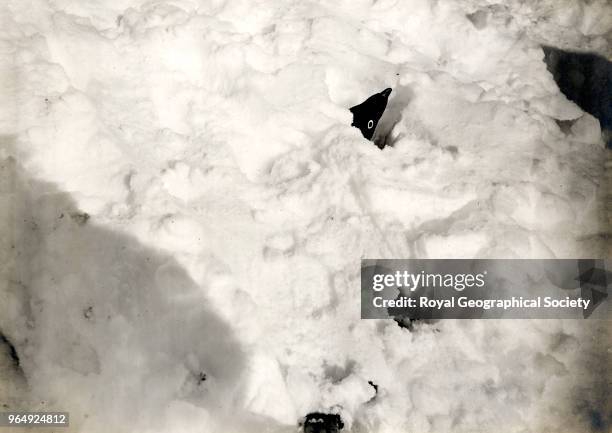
0 0 610 432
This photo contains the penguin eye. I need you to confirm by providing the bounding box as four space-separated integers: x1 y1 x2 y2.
367 120 374 129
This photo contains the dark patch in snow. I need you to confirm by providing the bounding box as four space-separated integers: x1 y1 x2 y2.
444 145 459 158
0 332 21 370
571 321 610 433
350 88 392 143
83 306 93 319
393 316 439 331
466 10 488 30
575 400 611 433
323 360 355 384
197 372 207 384
589 409 607 432
368 380 378 394
300 412 344 433
543 46 612 147
393 317 412 330
70 211 90 225
366 380 379 404
555 119 577 135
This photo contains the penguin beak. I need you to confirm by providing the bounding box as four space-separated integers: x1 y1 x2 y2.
381 88 392 98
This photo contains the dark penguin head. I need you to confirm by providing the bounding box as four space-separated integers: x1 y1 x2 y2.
301 413 344 433
350 88 392 141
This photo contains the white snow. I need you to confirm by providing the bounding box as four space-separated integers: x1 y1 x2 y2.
0 0 609 432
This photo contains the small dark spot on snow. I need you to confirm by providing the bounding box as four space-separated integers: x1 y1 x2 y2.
324 360 355 383
555 119 576 135
197 372 207 384
0 332 20 370
466 10 488 30
70 212 90 225
444 145 459 157
83 306 93 319
368 380 378 394
59 213 64 219
394 317 413 330
394 316 439 331
366 380 379 403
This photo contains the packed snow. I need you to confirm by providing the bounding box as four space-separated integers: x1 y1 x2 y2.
0 0 610 432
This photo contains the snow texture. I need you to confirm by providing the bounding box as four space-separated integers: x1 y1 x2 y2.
0 0 610 432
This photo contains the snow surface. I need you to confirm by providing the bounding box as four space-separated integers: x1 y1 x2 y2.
0 0 610 432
